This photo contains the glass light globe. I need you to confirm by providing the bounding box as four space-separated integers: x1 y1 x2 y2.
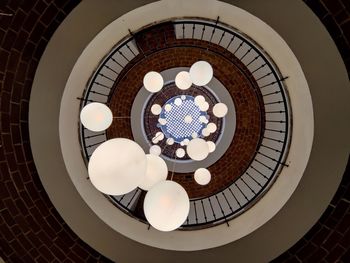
144 181 190 232
138 155 168 191
201 128 210 137
194 95 205 106
164 104 172 112
194 168 211 185
166 138 174 145
191 132 198 139
143 71 164 93
198 101 209 112
186 138 209 161
175 71 192 90
189 61 213 86
207 141 216 153
152 132 164 144
207 122 217 133
213 103 228 118
176 148 185 158
151 104 162 115
199 115 208 123
152 136 159 144
149 145 162 156
174 98 182 106
80 102 113 132
184 115 193 124
88 138 146 195
158 118 167 125
155 132 164 141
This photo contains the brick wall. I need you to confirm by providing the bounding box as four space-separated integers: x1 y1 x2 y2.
0 0 348 262
0 0 113 262
272 1 350 262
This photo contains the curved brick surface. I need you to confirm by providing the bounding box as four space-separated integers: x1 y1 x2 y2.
0 0 349 262
107 32 264 198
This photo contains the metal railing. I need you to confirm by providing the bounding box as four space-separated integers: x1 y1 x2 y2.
78 18 291 230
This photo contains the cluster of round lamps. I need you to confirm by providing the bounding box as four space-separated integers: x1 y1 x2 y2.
80 61 228 231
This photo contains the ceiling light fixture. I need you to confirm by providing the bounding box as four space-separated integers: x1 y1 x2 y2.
194 168 212 185
88 138 147 195
80 102 113 132
143 71 164 93
189 61 213 86
143 180 190 232
80 61 228 231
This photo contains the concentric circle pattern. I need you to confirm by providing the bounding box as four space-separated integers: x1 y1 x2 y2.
80 19 291 229
2 0 349 261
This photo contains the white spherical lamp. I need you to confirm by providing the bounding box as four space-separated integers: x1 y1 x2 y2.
151 104 162 115
207 141 216 153
143 71 164 93
149 145 162 156
199 115 208 123
184 115 192 124
80 103 113 132
201 128 210 137
194 95 205 106
164 104 172 112
166 138 175 145
174 98 182 106
189 61 213 86
158 118 167 125
144 181 190 231
186 138 209 161
198 101 209 112
194 168 211 185
138 155 168 191
207 122 217 133
175 71 192 90
88 138 146 195
213 103 228 118
176 148 186 158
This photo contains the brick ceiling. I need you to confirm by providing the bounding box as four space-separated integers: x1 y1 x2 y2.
0 0 349 262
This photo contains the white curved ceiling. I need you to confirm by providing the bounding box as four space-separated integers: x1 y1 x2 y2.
29 0 350 262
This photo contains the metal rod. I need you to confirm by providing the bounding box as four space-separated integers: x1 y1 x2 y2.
128 29 146 58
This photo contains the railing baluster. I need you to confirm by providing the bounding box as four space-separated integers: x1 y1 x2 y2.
208 198 216 220
256 72 272 81
263 90 281 97
85 133 105 139
226 35 235 49
233 41 243 55
228 187 241 207
194 201 198 224
246 172 263 187
261 144 282 152
218 31 225 45
111 57 124 68
201 25 205 40
250 165 269 179
126 43 136 56
246 55 259 67
222 192 234 212
234 182 249 202
251 63 266 74
95 82 112 89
